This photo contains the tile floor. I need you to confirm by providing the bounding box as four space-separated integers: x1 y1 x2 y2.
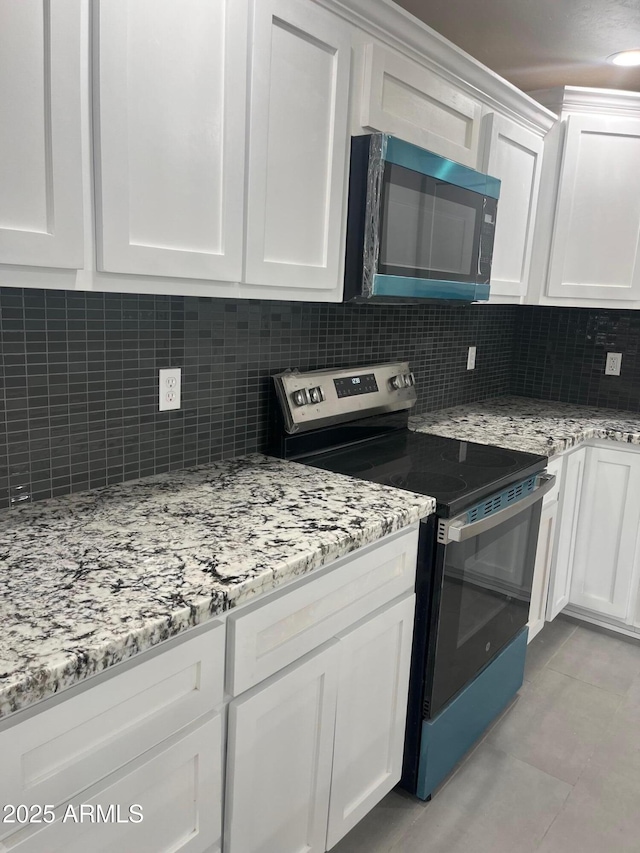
333 618 640 853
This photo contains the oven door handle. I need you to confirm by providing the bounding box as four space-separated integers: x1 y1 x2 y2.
440 473 556 544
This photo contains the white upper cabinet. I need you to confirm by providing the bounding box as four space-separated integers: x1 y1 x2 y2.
547 113 640 302
0 0 83 269
244 0 352 295
355 41 484 168
482 113 544 301
527 86 640 308
93 0 247 281
0 0 557 299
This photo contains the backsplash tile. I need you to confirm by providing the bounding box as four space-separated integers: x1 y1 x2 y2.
0 288 515 508
513 306 640 411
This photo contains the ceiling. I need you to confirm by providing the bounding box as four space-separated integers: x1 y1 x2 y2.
393 0 640 93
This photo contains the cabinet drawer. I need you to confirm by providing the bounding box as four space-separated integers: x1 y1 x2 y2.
226 527 419 695
0 624 224 827
1 715 222 853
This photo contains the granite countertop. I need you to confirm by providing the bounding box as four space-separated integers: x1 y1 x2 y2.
409 396 640 458
0 454 434 720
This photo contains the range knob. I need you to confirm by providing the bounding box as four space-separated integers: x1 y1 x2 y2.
292 389 309 407
308 386 325 404
390 374 406 390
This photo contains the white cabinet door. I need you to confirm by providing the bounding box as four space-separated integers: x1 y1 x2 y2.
224 642 339 853
547 114 640 302
94 0 246 280
327 594 415 849
569 446 640 620
0 0 83 268
547 448 586 621
528 500 557 641
244 0 351 294
358 42 484 167
482 113 544 300
3 716 222 853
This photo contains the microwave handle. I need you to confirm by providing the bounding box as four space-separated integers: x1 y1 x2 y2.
439 473 556 544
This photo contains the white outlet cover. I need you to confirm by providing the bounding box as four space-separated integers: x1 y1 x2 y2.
467 346 477 370
605 353 622 376
159 367 181 411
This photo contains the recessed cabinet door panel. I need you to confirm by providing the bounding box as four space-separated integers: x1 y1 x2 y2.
245 0 351 292
327 595 415 849
359 42 484 167
94 0 246 280
224 643 339 853
0 0 83 268
569 447 640 620
483 113 543 300
547 114 640 301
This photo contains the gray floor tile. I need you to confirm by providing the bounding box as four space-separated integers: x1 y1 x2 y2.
524 617 577 683
547 624 640 694
537 761 640 853
330 789 426 853
486 667 621 784
388 744 571 853
585 694 640 785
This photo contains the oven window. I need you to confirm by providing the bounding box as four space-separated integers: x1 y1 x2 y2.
427 498 541 718
378 162 484 283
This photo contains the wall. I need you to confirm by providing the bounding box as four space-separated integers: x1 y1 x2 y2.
512 306 640 411
0 288 516 508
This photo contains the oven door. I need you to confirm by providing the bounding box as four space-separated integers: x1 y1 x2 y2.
425 473 555 718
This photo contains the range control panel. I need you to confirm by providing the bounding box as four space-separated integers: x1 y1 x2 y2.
273 362 417 434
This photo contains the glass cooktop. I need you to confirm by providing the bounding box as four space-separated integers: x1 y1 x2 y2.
300 430 547 516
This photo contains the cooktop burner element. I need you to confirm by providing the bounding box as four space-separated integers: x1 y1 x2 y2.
440 443 521 469
389 472 468 496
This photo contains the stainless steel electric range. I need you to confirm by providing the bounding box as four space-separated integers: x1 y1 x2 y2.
270 362 554 800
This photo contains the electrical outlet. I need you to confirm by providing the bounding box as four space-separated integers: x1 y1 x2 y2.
467 346 477 370
159 368 181 411
605 353 622 376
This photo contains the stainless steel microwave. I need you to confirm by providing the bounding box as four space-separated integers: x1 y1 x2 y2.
343 133 500 303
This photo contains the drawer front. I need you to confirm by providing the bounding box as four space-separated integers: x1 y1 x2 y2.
0 624 224 827
0 715 222 853
226 527 419 695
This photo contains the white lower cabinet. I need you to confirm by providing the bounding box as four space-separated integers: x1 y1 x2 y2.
546 446 586 621
1 716 223 853
528 498 558 642
569 446 640 620
224 642 339 853
541 441 640 636
224 593 416 853
327 594 415 849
